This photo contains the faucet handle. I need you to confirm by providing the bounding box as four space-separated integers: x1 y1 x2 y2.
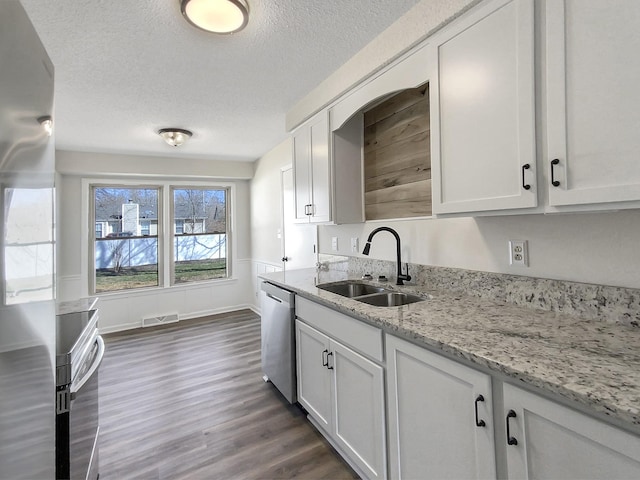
398 263 412 283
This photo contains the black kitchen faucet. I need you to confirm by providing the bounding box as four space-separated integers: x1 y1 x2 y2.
362 226 411 286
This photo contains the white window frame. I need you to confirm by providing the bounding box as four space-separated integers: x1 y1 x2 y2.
82 178 235 297
170 185 231 286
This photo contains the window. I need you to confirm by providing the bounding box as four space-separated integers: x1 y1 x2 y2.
90 182 231 294
171 187 228 284
92 186 159 293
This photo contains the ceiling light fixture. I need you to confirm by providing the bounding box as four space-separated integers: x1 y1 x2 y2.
158 128 192 147
180 0 249 34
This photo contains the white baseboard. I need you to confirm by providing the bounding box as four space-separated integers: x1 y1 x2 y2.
99 304 257 334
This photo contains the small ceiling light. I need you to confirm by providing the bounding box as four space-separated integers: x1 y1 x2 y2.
158 128 192 147
38 116 53 136
181 0 249 34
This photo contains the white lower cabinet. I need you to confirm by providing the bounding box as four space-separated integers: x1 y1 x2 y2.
295 299 640 480
502 383 640 479
296 319 386 480
386 334 497 480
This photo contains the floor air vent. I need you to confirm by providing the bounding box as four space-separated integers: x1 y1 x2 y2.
142 313 179 327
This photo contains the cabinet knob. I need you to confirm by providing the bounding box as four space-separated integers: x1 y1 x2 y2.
550 159 561 187
506 409 518 446
474 395 486 427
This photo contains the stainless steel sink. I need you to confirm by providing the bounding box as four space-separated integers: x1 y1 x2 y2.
317 281 427 307
317 281 387 298
356 292 425 307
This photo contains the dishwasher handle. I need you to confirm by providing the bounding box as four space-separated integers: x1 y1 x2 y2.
266 293 282 303
261 281 295 305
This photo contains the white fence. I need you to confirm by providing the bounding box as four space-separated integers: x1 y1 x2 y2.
95 234 226 269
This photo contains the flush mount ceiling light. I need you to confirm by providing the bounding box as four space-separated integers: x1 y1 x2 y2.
158 128 192 147
180 0 249 34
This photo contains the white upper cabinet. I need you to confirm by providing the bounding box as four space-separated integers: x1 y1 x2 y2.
430 0 536 215
293 111 331 223
545 0 640 209
292 109 363 224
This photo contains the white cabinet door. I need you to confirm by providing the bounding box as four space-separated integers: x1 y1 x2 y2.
503 383 640 479
332 339 386 480
309 114 331 223
295 320 331 431
292 126 312 223
386 335 496 480
430 0 536 214
291 111 331 223
546 0 640 208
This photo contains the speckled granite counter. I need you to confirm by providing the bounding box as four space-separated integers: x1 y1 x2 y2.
259 268 640 431
56 297 99 316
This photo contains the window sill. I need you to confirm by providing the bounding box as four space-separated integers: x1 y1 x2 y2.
94 277 239 299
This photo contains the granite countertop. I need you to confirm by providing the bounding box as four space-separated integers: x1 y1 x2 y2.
260 268 640 430
56 297 99 316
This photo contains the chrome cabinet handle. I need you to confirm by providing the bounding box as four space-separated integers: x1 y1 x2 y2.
506 410 518 446
474 395 486 427
551 159 560 187
521 164 531 190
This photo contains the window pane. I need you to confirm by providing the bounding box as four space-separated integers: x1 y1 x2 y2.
172 188 227 284
94 187 159 293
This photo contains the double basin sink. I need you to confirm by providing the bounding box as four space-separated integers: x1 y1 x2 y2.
317 281 426 307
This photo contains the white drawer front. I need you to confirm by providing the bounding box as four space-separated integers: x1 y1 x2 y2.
296 297 383 362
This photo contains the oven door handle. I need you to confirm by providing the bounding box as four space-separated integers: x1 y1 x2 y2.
71 335 105 400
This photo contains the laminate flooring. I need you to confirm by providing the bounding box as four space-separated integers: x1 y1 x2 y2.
99 309 359 480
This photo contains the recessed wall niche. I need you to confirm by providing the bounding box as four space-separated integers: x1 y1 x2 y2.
363 83 431 220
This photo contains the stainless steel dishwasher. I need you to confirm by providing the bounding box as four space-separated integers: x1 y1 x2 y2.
260 281 296 403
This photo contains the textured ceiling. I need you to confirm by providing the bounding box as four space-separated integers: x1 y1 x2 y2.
21 0 422 162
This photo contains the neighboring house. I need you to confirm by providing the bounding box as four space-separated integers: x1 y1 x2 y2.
95 202 207 238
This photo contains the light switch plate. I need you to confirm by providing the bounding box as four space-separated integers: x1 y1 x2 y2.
331 236 338 252
350 237 359 253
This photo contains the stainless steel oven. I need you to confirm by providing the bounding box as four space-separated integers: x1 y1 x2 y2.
56 310 104 480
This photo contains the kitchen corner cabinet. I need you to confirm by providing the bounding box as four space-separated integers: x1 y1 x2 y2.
295 299 386 480
545 0 640 209
429 0 536 215
293 111 331 223
386 335 496 480
503 383 640 479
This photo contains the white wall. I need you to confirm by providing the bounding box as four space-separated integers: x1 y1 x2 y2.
56 150 255 332
249 139 291 309
286 0 479 130
318 210 640 290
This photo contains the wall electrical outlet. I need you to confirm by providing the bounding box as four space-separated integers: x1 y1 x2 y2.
350 237 359 253
509 240 528 267
331 236 339 252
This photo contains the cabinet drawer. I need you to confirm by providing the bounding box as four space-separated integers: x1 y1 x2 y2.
296 297 383 362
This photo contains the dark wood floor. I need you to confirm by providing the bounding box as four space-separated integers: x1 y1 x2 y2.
99 309 359 480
